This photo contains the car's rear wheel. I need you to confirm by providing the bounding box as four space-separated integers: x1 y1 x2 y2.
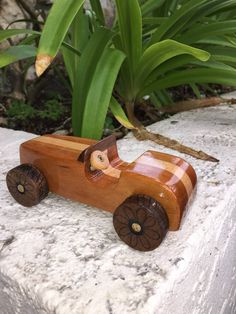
6 164 48 207
113 194 169 251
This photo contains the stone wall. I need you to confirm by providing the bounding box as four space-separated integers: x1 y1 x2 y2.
0 0 115 48
0 102 236 313
0 0 37 49
0 0 114 29
0 0 36 29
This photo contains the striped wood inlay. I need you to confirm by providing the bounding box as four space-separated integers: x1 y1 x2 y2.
137 155 193 198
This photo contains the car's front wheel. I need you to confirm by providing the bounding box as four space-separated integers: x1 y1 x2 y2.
6 164 48 207
113 194 169 251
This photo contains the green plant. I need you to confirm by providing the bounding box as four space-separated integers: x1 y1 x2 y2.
6 99 66 126
35 0 210 132
1 0 236 139
139 0 236 106
37 99 66 121
6 100 37 131
6 100 36 120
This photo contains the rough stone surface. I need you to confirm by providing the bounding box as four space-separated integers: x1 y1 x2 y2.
0 104 236 314
0 0 114 50
0 0 114 32
0 0 36 36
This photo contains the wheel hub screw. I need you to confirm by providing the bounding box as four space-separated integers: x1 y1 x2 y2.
17 184 25 193
131 222 142 233
98 155 104 162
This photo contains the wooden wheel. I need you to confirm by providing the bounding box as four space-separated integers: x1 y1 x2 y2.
113 195 169 251
6 164 48 207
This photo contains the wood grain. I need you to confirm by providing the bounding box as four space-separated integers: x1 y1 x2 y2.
34 136 89 151
19 134 197 231
135 153 193 198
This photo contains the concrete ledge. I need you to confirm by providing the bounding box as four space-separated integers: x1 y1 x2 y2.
0 104 236 314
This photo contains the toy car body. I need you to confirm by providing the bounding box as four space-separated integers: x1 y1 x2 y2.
6 134 197 251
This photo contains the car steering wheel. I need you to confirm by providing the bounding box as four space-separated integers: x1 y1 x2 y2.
90 150 110 171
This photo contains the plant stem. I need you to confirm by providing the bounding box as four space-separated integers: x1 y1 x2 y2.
125 101 142 127
133 126 219 162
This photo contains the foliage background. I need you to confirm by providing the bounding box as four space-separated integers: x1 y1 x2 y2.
0 0 235 146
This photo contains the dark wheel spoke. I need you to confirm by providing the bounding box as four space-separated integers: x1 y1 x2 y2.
119 226 130 237
145 228 161 241
114 214 128 226
24 182 35 192
136 207 147 222
144 216 157 228
122 205 136 220
130 235 138 248
140 236 151 250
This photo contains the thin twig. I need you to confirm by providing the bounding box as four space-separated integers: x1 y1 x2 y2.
160 97 236 114
133 126 219 162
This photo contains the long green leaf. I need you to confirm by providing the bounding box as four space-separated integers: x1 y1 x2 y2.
0 28 81 59
134 51 236 99
153 90 173 107
144 55 235 86
190 83 202 99
141 0 166 16
81 48 125 139
0 45 36 68
150 0 207 43
178 21 236 44
109 97 135 129
150 0 236 44
150 93 163 109
61 44 74 88
173 0 236 38
72 7 90 81
143 17 168 26
140 68 236 97
201 0 236 17
36 0 86 75
90 0 105 25
72 27 113 135
197 36 236 48
62 8 90 88
148 55 197 80
134 40 210 93
115 0 142 75
0 29 39 42
207 46 236 65
71 7 90 56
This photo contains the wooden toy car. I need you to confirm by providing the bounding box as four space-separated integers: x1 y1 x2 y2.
6 135 197 251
